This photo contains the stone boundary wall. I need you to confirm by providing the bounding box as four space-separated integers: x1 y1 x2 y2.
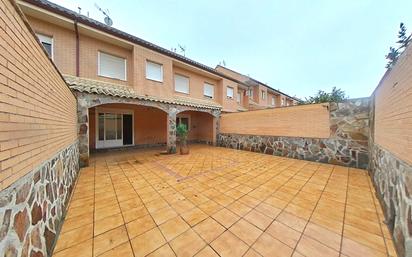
0 141 79 257
218 98 370 169
370 143 412 257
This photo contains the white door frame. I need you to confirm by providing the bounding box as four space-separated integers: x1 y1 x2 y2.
95 107 134 149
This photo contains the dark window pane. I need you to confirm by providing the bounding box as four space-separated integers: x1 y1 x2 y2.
98 113 104 140
42 42 52 57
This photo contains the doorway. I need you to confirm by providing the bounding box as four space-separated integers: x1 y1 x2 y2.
96 108 133 149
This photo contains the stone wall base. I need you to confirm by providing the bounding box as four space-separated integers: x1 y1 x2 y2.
0 141 79 257
370 143 412 257
218 133 369 169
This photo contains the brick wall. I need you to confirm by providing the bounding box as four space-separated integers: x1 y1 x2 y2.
220 103 330 138
0 0 77 190
374 45 412 165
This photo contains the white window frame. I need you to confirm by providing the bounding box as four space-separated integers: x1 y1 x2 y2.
36 33 53 60
95 107 134 149
237 92 241 103
247 88 253 98
146 60 163 82
261 90 266 100
226 86 234 99
174 74 190 94
97 51 127 81
204 82 214 99
281 98 285 106
271 96 275 106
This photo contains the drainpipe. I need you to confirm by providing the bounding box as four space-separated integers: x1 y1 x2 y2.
74 20 80 77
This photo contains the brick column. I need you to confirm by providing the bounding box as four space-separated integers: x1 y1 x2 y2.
167 108 177 154
77 98 89 167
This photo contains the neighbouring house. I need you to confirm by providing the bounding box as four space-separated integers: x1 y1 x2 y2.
16 0 298 166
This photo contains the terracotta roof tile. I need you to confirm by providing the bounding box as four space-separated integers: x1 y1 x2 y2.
63 75 222 110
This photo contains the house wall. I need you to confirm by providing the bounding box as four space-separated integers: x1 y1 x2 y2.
369 43 412 257
0 1 79 256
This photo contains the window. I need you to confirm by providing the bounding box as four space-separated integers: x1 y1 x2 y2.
177 116 190 130
174 74 189 94
247 88 253 98
261 90 266 100
98 52 126 80
146 60 163 82
227 86 234 99
36 33 53 59
204 83 214 98
271 96 275 106
281 98 285 106
237 92 241 103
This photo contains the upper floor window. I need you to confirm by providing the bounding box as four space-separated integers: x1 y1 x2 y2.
261 90 266 100
174 74 189 94
36 33 53 59
227 86 234 99
204 83 214 99
146 60 163 82
98 51 126 81
237 92 241 103
271 96 275 106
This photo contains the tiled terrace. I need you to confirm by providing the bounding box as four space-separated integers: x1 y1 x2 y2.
53 145 396 257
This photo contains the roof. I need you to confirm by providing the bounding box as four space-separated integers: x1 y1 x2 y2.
215 65 301 102
64 75 222 110
21 0 248 87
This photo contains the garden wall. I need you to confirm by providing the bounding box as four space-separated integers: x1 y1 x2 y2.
369 43 412 257
219 98 370 169
0 0 79 256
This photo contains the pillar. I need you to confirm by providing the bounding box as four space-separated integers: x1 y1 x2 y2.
167 108 177 154
77 98 89 167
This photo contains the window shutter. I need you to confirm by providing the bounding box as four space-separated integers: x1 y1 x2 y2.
204 83 214 98
98 52 126 80
146 61 163 82
174 74 189 93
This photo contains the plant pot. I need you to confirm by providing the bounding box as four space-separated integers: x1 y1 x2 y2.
180 145 189 155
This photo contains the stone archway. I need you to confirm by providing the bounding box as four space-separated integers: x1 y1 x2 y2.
75 92 221 167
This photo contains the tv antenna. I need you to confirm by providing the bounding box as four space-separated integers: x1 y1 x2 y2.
94 3 113 26
178 44 186 56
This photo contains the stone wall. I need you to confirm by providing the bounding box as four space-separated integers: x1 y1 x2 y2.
218 98 370 169
0 141 79 257
370 144 412 257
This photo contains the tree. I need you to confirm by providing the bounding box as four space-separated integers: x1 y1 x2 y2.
385 47 400 69
397 23 411 49
302 87 348 104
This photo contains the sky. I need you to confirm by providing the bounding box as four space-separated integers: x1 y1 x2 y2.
50 0 412 99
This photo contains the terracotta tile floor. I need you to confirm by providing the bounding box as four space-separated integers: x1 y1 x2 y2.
53 145 397 257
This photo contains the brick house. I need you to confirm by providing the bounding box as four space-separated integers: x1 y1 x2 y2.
17 0 298 166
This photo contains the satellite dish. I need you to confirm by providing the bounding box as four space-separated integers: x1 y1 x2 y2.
104 16 113 26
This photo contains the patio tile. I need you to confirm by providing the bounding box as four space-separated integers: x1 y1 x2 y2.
130 227 166 257
126 214 156 238
229 219 263 246
212 208 240 228
244 209 273 230
159 216 190 241
54 224 93 253
94 213 124 236
93 226 129 256
193 217 226 243
252 232 293 257
266 221 301 248
210 231 249 257
170 229 206 257
53 146 392 257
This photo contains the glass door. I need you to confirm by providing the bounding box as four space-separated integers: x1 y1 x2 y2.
96 112 123 148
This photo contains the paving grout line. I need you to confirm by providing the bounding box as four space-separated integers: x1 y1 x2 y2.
288 165 338 256
337 166 350 256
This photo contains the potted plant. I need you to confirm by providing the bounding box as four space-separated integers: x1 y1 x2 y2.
176 123 189 155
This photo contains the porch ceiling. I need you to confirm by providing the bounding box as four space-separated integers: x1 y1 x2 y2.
64 75 222 110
